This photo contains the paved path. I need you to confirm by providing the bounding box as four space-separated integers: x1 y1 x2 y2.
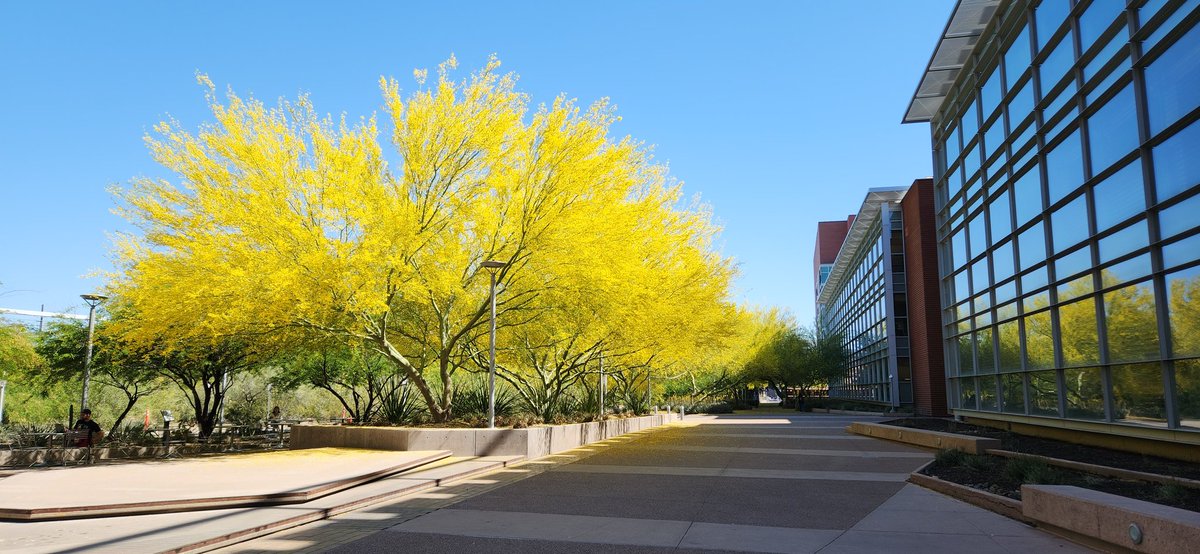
224 414 1093 553
0 448 448 520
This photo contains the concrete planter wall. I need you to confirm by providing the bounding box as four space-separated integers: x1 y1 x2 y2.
291 413 680 458
0 445 222 467
847 421 1000 454
1023 485 1200 553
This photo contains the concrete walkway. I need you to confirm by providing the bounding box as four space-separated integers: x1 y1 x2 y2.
0 448 448 520
226 414 1094 553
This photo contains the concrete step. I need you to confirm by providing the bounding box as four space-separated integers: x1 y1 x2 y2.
0 448 451 521
0 455 524 554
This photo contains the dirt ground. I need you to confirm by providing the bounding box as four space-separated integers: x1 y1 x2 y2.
884 418 1200 512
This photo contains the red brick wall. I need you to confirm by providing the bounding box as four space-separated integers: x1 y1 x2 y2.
813 220 852 288
900 179 948 416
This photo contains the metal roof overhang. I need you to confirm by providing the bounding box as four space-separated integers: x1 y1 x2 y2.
902 0 1002 124
816 187 910 307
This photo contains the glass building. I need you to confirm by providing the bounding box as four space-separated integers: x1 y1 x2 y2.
906 0 1200 441
817 188 916 410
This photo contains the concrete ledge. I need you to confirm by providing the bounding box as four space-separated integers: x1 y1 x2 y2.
0 445 227 467
989 449 1200 490
1023 485 1200 554
292 413 680 458
907 462 1028 523
847 421 1000 454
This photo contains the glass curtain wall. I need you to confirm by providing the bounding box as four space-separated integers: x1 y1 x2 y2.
931 0 1200 431
820 206 912 405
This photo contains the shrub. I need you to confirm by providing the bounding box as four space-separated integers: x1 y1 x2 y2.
1002 456 1062 485
451 378 516 419
935 448 966 466
378 382 424 425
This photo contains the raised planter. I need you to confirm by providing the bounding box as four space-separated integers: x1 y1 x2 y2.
0 444 226 467
291 413 680 458
906 460 1029 523
847 421 1000 454
988 449 1200 490
1023 485 1200 553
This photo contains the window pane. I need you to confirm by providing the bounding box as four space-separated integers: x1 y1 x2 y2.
969 210 987 258
952 228 968 270
1029 370 1060 416
990 190 1013 241
1152 119 1200 203
977 327 996 373
1112 363 1167 425
1105 281 1161 362
1083 31 1126 82
1013 164 1044 225
1158 192 1200 239
1036 0 1072 51
1163 232 1200 269
955 269 971 303
1025 310 1055 370
1046 130 1085 203
1019 222 1047 269
1167 265 1200 358
982 69 1003 118
1005 28 1032 90
1087 85 1138 174
1176 359 1200 430
996 318 1018 368
993 240 1016 283
973 257 990 293
1064 367 1106 420
979 374 999 410
1058 273 1094 303
1060 297 1100 366
1041 33 1077 93
961 106 979 146
1100 253 1152 288
1055 245 1092 280
957 334 975 376
1092 161 1145 230
1001 372 1026 413
1052 194 1090 253
959 377 978 409
984 117 1006 160
1077 0 1125 51
1097 220 1149 262
1023 266 1049 296
1144 22 1200 135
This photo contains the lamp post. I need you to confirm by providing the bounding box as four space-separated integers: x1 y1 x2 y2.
481 260 507 428
79 293 108 411
0 380 7 424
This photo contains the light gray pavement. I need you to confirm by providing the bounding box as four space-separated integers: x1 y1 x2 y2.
0 448 448 519
228 414 1094 553
0 454 520 553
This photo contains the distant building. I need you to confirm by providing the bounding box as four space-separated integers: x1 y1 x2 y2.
813 217 853 307
905 0 1200 447
815 180 947 416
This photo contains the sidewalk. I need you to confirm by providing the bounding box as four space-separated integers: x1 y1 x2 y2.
224 414 1094 553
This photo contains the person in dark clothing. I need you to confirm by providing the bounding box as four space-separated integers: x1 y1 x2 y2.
73 408 103 447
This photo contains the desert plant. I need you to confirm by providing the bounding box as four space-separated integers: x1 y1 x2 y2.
1002 456 1062 484
378 379 424 425
451 377 516 419
935 448 967 466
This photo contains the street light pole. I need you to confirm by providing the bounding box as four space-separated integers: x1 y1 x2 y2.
0 380 7 424
79 294 108 411
597 353 605 420
481 260 507 429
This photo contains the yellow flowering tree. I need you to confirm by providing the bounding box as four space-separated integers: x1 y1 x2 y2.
111 56 737 422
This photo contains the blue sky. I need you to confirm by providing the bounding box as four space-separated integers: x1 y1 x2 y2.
0 0 953 325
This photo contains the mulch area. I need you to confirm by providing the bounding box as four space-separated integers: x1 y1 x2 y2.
883 417 1200 512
